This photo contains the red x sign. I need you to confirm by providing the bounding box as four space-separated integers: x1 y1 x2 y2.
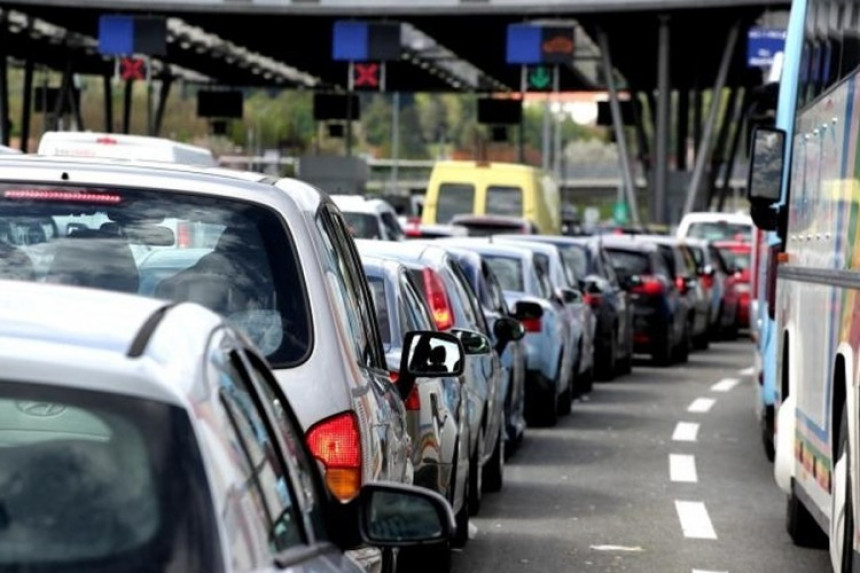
120 57 147 81
353 62 380 89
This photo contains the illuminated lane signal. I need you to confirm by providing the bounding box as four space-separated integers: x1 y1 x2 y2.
120 57 147 81
353 62 381 90
527 65 553 91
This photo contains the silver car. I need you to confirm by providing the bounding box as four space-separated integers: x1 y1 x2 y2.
0 156 419 570
0 278 459 572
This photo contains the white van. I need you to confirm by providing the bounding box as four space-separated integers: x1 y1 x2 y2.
37 131 217 167
675 211 753 243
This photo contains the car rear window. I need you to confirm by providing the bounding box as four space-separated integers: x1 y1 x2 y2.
484 255 524 292
0 183 311 367
717 247 751 272
485 186 523 217
0 381 219 570
435 183 475 224
605 249 652 276
656 245 677 276
342 211 382 240
687 221 751 242
367 276 391 346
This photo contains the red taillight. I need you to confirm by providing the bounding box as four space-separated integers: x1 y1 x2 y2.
95 136 118 145
583 292 602 307
390 370 420 410
700 273 714 290
675 276 689 294
422 268 454 331
389 371 399 383
632 276 664 296
306 412 362 501
177 221 191 248
521 316 541 332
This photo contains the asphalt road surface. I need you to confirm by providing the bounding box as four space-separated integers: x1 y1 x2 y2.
452 339 831 573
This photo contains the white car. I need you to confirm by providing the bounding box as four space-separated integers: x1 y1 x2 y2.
37 131 217 167
675 211 753 243
331 194 405 241
0 279 457 572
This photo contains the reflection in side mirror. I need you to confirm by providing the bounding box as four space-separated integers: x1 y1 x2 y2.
452 328 492 355
747 126 785 231
559 287 582 305
493 315 525 343
359 483 454 547
512 300 543 321
401 331 465 378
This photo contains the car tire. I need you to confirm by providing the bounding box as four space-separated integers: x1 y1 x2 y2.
451 444 470 548
581 365 594 394
831 408 854 571
652 325 673 367
786 479 827 548
596 329 617 381
468 425 484 516
483 418 505 493
557 382 572 416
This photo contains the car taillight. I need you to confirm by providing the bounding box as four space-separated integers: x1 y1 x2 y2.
306 412 362 501
390 371 421 410
675 276 689 294
422 268 454 330
633 276 664 296
700 273 714 290
177 221 191 248
520 316 542 332
583 292 602 307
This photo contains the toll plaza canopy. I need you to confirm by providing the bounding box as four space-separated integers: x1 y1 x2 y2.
0 0 789 94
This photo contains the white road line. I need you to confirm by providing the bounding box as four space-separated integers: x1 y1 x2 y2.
739 366 755 376
673 421 700 442
675 501 717 539
692 570 728 573
711 378 740 392
688 398 716 413
670 454 698 483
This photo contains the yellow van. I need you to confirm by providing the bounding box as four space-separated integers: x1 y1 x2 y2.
421 160 561 235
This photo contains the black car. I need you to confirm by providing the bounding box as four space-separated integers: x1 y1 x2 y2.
601 236 690 365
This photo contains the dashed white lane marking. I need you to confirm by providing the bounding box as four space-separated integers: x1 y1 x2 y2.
739 366 755 376
590 545 643 552
675 501 718 539
692 570 728 573
711 378 740 392
688 398 716 413
670 454 698 483
673 421 700 442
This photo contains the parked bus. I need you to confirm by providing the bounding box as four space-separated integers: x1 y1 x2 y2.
747 0 860 569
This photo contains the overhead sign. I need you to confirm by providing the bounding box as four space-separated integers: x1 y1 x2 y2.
747 28 786 67
197 90 244 119
313 93 361 121
333 21 401 62
506 24 574 65
353 62 381 89
477 98 522 125
98 15 167 56
527 65 553 91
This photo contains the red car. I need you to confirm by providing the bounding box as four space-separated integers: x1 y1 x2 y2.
714 241 752 332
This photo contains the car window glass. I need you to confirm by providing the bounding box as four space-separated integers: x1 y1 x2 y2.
241 350 328 542
657 245 677 276
368 276 392 347
436 183 475 224
449 259 489 333
0 184 310 367
0 381 221 571
533 257 553 299
485 186 523 217
211 349 304 556
606 249 651 276
380 212 405 241
484 255 524 292
483 262 509 314
341 212 381 240
314 209 372 367
560 246 588 279
652 252 672 280
688 245 705 269
401 271 434 332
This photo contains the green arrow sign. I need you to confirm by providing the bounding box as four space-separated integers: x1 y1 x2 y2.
528 65 552 90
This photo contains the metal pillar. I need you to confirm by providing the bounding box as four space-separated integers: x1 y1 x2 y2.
541 95 551 172
0 14 10 147
19 59 33 152
705 86 739 207
683 21 740 216
692 89 703 159
52 61 74 132
553 66 563 181
390 91 400 193
676 89 689 170
653 15 671 224
103 74 114 133
631 91 651 178
153 76 172 137
598 27 641 226
346 62 354 157
717 89 750 211
122 80 133 134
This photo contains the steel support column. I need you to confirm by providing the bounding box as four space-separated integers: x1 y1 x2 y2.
0 13 10 147
653 15 671 224
19 54 34 152
153 76 172 137
692 89 703 159
683 21 740 216
632 91 651 178
541 95 551 172
717 89 751 211
598 27 641 226
390 91 400 193
705 86 739 207
122 80 133 134
103 74 114 133
676 89 689 171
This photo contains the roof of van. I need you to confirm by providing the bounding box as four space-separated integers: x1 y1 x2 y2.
37 131 218 167
431 160 541 173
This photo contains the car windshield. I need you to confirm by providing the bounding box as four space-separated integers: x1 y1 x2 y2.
342 211 382 240
484 255 524 292
485 186 522 217
687 221 751 242
436 183 475 224
0 381 220 571
605 249 651 276
0 184 311 367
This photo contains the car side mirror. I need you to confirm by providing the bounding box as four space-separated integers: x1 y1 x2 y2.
493 315 525 343
397 331 465 400
358 483 454 547
451 328 492 355
512 300 544 322
747 126 785 231
558 287 583 305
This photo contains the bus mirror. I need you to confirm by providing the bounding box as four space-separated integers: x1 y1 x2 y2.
747 126 785 204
